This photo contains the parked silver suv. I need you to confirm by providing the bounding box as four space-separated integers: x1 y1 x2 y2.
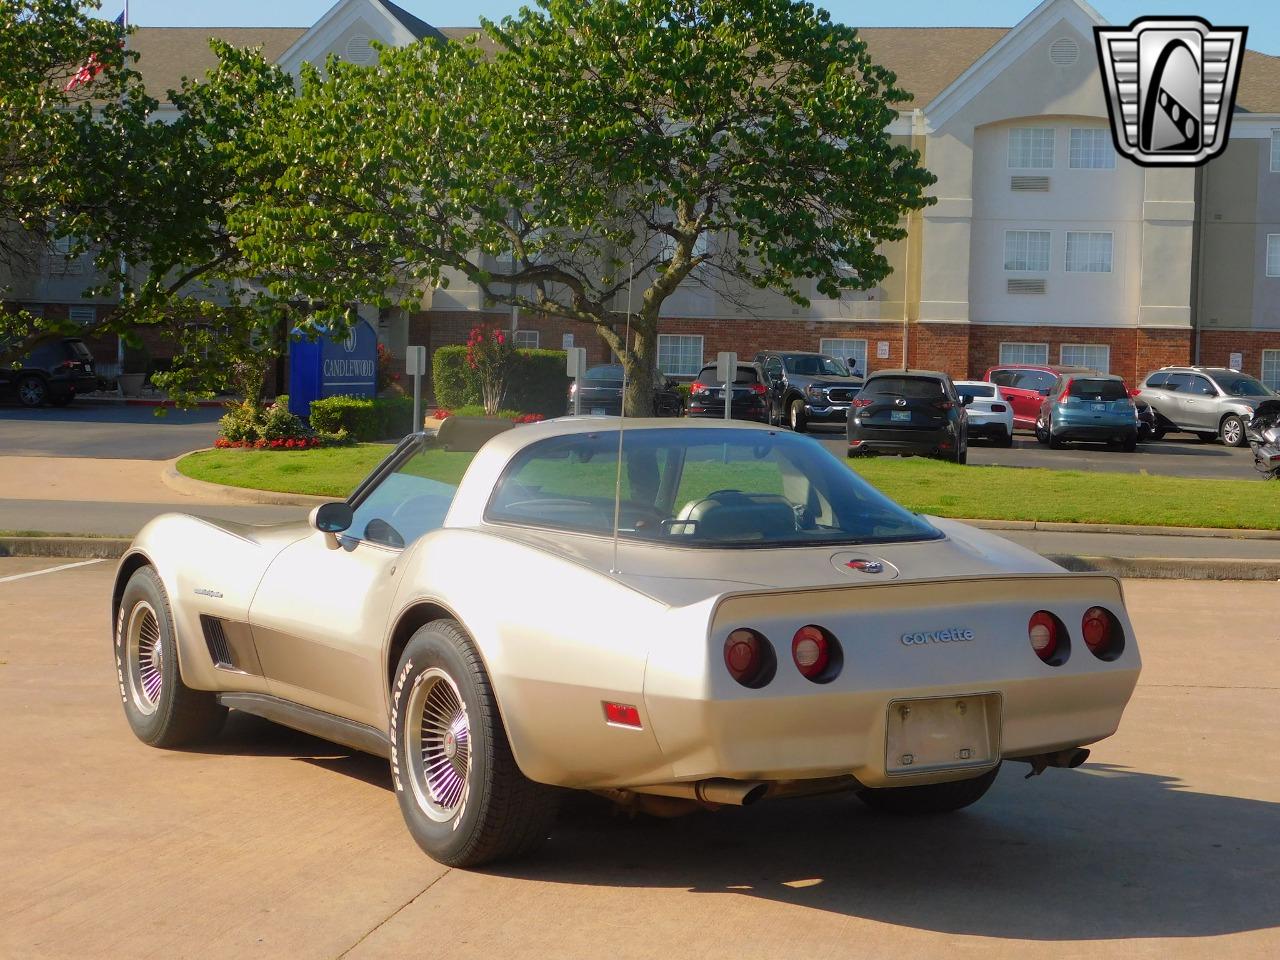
1135 366 1275 447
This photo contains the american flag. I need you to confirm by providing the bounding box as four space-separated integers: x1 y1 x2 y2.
64 9 127 93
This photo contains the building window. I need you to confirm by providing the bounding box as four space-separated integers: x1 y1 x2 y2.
1263 350 1280 391
1065 232 1113 273
1268 235 1280 278
512 329 539 349
1069 128 1115 169
657 334 704 376
1008 127 1055 169
1271 130 1280 173
1060 343 1110 372
1004 230 1051 272
659 232 710 264
999 342 1049 366
68 305 97 325
819 338 868 375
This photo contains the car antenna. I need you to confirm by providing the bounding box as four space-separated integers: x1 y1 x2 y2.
610 263 634 575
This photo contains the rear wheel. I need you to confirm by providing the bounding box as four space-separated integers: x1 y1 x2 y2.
1220 414 1246 448
16 375 47 407
856 764 1000 816
788 398 807 433
998 429 1014 448
1195 432 1218 444
1122 433 1138 453
1048 431 1066 449
115 566 226 747
391 619 560 867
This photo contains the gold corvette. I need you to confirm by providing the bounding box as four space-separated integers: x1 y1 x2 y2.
112 417 1140 866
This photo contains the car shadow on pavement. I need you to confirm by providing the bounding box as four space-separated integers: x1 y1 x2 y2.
489 763 1280 941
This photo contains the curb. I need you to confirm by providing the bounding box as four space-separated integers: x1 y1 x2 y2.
79 396 230 408
965 519 1280 540
161 457 332 506
1046 554 1280 581
0 536 131 560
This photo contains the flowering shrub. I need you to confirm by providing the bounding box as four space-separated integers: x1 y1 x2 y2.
216 395 323 448
465 324 516 415
432 408 453 420
514 413 545 424
376 342 402 393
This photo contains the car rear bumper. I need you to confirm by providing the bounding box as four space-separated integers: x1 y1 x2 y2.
967 419 1011 439
847 425 957 456
49 374 99 397
689 401 768 422
1051 419 1137 443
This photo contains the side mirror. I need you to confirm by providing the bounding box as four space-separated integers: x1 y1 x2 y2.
310 501 353 535
960 394 974 406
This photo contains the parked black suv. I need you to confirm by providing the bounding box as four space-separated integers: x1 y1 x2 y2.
566 363 684 417
0 337 98 407
688 362 768 422
847 369 969 463
754 350 864 432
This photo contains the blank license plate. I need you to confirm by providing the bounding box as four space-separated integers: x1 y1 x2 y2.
591 407 606 415
885 693 1000 776
1092 403 1106 411
891 410 911 422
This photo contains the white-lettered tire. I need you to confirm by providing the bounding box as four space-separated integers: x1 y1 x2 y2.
855 763 1001 816
391 619 559 867
115 566 226 747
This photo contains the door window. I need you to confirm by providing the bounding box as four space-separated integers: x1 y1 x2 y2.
1188 376 1216 397
347 448 459 549
1014 370 1058 393
1162 373 1192 392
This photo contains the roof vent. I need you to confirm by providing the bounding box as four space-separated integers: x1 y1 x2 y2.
1011 175 1051 191
1049 37 1079 66
1008 278 1047 295
345 35 375 65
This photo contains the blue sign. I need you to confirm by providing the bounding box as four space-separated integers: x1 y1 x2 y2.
288 319 378 419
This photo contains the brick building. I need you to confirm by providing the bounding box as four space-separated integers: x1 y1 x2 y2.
5 0 1280 392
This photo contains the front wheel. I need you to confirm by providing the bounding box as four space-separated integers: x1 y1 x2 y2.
391 619 560 867
788 398 807 433
1220 415 1246 448
115 566 226 747
856 764 1001 816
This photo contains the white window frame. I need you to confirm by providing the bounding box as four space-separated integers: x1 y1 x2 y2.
68 305 97 325
657 334 704 377
1271 130 1280 173
1008 127 1055 169
659 232 710 263
1065 231 1113 273
1060 343 1110 372
1262 350 1280 391
512 329 539 349
819 338 868 374
999 342 1049 366
1267 234 1280 278
1004 230 1051 272
1069 128 1115 169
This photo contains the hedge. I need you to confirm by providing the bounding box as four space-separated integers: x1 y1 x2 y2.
432 346 569 417
308 395 416 441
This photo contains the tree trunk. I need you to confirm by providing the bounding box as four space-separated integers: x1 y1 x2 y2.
621 326 657 417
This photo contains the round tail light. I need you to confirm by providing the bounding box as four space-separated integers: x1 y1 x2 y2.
1082 606 1124 660
792 626 829 678
1029 611 1067 665
723 629 775 688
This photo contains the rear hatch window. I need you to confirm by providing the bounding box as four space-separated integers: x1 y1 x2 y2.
697 365 759 384
1067 379 1127 402
66 339 94 361
863 376 944 399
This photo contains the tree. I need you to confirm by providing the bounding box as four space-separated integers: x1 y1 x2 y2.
1 1 298 406
233 0 936 414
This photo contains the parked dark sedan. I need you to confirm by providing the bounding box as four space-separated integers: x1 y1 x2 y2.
847 369 969 463
0 337 98 407
566 364 684 417
687 362 769 422
754 350 863 432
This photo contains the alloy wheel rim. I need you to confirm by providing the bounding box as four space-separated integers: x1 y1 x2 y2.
791 403 799 428
406 668 471 822
19 380 43 405
125 600 163 715
1224 420 1241 445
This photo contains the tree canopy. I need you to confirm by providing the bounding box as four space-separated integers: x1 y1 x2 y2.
234 0 936 413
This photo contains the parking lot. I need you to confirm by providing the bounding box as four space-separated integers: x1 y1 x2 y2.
4 557 1279 959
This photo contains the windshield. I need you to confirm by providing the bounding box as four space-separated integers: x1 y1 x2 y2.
783 355 850 377
1215 374 1272 398
486 428 940 547
1067 379 1128 401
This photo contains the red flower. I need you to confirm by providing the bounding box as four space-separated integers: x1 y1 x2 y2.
254 438 267 449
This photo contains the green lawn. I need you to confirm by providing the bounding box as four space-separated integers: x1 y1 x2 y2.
176 444 1280 530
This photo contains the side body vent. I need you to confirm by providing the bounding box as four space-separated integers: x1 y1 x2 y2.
1011 176 1051 191
1008 278 1048 294
200 615 236 669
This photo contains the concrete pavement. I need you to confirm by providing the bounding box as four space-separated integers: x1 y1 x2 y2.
3 560 1279 959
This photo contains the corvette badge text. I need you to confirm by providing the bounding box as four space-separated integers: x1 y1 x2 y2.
901 628 976 646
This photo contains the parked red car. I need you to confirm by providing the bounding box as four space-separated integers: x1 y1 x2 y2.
983 364 1097 432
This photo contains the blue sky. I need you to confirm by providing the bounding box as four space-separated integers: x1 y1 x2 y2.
100 1 1280 55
